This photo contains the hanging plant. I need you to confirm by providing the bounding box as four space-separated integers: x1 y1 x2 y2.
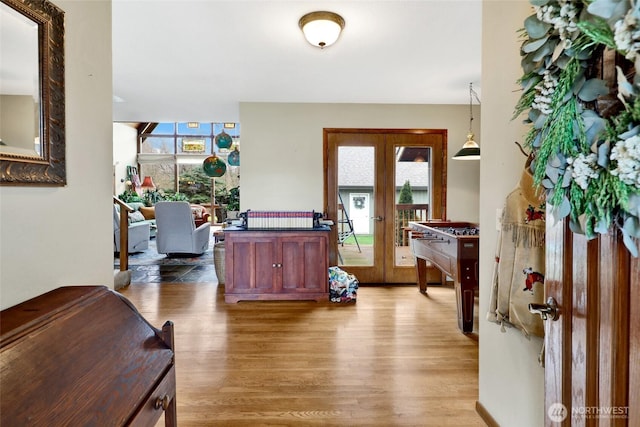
515 0 640 256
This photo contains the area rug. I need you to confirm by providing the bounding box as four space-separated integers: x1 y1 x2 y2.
114 238 215 267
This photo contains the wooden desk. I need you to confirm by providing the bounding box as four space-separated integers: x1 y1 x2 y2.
0 286 176 426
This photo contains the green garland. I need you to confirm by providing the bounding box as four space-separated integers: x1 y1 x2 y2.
516 0 640 256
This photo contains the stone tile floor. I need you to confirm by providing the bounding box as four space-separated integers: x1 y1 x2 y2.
128 264 217 284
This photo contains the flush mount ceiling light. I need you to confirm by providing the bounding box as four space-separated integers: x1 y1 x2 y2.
298 11 345 49
453 82 481 160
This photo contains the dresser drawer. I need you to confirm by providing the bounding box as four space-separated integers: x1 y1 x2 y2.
129 365 176 427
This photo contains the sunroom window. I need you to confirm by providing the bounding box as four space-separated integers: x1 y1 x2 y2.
137 122 240 212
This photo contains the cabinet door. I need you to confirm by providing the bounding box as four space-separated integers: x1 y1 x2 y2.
226 234 278 294
280 234 328 294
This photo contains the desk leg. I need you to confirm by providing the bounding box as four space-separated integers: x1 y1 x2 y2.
164 398 177 426
415 258 428 293
455 281 475 333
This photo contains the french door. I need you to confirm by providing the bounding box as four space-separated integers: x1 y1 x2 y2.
323 129 447 283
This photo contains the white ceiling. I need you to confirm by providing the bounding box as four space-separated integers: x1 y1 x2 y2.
112 0 482 123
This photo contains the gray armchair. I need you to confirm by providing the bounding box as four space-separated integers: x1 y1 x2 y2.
155 201 211 255
113 204 150 253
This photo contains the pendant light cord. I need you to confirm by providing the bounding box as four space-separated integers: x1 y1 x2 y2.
468 82 481 134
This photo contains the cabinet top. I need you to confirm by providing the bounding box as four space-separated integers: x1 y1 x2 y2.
224 225 331 232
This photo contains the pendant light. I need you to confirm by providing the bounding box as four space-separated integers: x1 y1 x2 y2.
453 83 481 160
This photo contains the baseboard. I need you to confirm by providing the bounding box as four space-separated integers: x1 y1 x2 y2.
476 401 499 427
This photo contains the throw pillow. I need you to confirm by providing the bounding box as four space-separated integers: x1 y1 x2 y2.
190 205 205 219
128 211 145 223
139 206 155 220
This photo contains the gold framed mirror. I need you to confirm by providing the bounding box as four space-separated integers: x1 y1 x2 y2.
0 0 65 186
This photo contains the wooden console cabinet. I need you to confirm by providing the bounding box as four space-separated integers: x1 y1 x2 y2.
224 228 330 303
0 286 176 426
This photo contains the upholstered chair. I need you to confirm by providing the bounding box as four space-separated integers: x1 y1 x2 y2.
154 201 211 255
113 204 151 253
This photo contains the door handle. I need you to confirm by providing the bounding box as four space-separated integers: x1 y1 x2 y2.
528 297 559 321
373 216 384 221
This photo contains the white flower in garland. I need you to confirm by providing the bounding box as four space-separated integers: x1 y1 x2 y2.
534 0 579 48
567 153 600 190
531 70 559 115
613 3 640 61
610 135 640 187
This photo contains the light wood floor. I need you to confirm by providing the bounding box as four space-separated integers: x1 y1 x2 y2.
120 282 483 426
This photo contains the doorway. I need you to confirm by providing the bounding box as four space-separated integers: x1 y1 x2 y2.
324 128 447 283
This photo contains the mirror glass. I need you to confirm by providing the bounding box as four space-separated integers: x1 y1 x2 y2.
0 1 41 158
0 0 66 186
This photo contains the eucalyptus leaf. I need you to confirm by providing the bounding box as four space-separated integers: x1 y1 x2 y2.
597 141 610 168
587 0 617 19
541 178 555 189
619 124 640 140
522 75 542 93
578 214 588 233
616 66 636 99
626 194 640 217
578 79 609 102
529 0 550 6
594 217 610 234
583 113 607 146
531 131 542 148
521 56 537 74
556 53 571 69
623 215 640 237
569 216 585 234
523 36 550 53
573 74 587 95
533 112 548 130
587 0 629 23
524 14 551 39
546 163 560 183
576 47 595 60
561 168 572 187
533 40 555 62
560 196 571 218
549 154 565 168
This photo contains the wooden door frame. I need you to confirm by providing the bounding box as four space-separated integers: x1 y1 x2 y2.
323 128 447 283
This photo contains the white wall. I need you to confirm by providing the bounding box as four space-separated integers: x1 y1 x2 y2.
0 1 113 310
479 1 545 426
240 102 480 222
113 122 138 195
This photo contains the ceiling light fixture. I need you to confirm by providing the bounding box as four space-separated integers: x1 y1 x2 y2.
453 82 481 160
298 11 345 49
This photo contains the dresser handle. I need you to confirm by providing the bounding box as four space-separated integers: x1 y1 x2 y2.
155 395 170 410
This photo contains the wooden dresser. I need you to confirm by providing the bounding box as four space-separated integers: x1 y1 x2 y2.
224 227 330 303
0 286 176 426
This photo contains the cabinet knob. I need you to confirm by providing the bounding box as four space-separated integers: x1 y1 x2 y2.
155 395 170 410
273 263 277 268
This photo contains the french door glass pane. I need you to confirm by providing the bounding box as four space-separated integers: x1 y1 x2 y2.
337 146 374 266
394 146 431 267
